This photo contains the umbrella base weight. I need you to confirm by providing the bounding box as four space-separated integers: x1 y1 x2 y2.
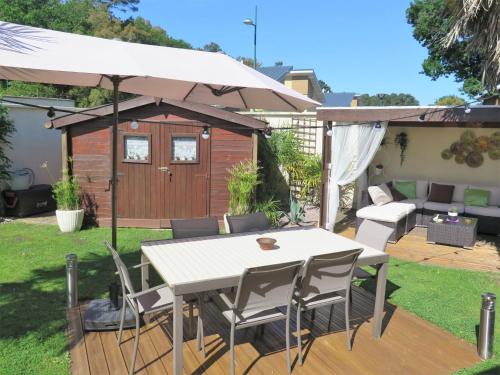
84 298 135 331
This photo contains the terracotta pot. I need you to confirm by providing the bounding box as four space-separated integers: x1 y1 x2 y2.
56 209 84 233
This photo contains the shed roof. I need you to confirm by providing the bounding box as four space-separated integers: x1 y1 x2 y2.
322 92 357 107
317 105 500 127
46 96 267 130
257 66 294 81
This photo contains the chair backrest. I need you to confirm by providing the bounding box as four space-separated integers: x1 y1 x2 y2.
233 260 304 314
171 216 220 239
104 241 136 296
298 249 363 302
355 219 394 252
226 212 270 234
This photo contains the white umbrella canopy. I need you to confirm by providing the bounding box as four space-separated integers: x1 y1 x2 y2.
0 21 319 248
0 21 319 111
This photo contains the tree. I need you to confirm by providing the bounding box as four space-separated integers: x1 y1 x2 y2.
443 0 499 92
434 95 465 105
359 93 420 106
274 61 284 66
200 42 223 53
406 0 498 97
318 79 332 93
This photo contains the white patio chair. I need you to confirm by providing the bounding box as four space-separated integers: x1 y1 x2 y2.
294 248 363 365
104 241 202 375
212 260 304 375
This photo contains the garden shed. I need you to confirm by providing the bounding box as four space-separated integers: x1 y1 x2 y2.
46 96 266 228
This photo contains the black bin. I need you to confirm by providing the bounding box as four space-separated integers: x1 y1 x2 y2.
3 184 56 217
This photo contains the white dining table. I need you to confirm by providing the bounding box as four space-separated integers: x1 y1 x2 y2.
141 226 389 375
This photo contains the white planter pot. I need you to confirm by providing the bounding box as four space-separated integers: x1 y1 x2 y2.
56 209 84 233
223 213 231 234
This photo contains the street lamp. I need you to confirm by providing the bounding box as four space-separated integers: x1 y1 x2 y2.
243 6 257 69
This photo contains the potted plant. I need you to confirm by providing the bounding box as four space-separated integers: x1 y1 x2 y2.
53 173 83 233
284 193 305 227
374 164 384 176
447 206 459 223
394 132 409 166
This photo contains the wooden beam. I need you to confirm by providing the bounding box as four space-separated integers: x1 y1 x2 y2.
61 128 69 178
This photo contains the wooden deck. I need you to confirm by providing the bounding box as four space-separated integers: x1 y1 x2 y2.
67 287 479 375
339 226 500 273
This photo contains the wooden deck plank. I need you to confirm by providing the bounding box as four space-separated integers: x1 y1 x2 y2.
117 328 148 374
68 288 479 375
100 331 129 375
78 307 110 375
66 306 91 375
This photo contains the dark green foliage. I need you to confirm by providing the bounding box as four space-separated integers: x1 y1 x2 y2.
0 104 15 181
434 95 465 105
318 79 332 93
359 93 420 106
406 0 487 97
256 133 290 209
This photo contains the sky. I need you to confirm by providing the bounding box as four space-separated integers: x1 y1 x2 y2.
126 0 464 105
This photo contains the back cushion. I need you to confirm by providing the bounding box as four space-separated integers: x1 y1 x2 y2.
428 183 455 203
429 182 468 202
393 179 428 199
470 185 500 206
368 184 393 206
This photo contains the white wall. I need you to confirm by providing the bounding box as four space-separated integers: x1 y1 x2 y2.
370 126 500 188
1 97 77 186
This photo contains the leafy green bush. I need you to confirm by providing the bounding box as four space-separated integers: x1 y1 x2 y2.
254 198 284 227
52 173 80 210
227 160 260 215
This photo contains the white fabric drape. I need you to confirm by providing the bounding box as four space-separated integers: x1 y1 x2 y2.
325 122 387 231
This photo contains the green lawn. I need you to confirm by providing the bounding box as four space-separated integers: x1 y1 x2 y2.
0 223 498 374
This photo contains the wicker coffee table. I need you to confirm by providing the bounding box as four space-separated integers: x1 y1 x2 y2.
427 215 478 249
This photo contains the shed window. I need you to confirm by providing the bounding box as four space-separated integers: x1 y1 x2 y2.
123 134 151 163
171 135 199 163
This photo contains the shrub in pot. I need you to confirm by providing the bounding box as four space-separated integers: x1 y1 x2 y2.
53 174 83 233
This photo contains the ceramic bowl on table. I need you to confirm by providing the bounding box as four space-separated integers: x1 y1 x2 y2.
256 237 277 251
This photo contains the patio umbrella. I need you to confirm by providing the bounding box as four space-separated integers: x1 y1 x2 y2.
0 21 319 247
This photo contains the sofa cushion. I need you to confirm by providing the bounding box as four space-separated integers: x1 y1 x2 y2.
464 188 490 207
469 185 500 206
465 205 500 218
429 182 468 203
394 180 417 199
428 183 454 203
394 179 428 199
368 184 393 206
423 201 465 213
357 202 416 223
400 198 426 209
387 181 407 201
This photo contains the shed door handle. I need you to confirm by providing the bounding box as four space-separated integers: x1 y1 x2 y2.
158 166 170 173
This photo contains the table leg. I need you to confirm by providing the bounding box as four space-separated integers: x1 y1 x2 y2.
141 253 149 291
173 294 183 375
372 261 388 338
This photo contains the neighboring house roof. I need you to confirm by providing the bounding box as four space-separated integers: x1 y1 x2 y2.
322 92 357 107
45 96 267 130
257 65 293 81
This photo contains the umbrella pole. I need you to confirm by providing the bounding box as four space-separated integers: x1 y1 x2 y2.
111 76 120 249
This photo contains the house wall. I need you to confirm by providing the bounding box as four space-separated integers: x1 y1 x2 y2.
1 97 76 186
370 126 500 187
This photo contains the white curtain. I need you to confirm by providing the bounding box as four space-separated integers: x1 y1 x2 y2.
325 122 387 231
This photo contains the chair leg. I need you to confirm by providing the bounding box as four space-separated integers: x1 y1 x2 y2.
129 312 141 375
328 304 334 331
230 324 235 375
345 296 352 351
197 297 205 356
286 312 291 374
189 302 194 338
311 308 316 322
297 306 303 366
117 297 127 344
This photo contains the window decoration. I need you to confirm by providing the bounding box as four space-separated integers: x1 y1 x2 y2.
171 135 199 163
123 134 151 163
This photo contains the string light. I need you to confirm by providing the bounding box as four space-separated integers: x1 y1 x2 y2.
326 123 333 136
374 121 382 129
418 113 426 122
263 128 272 139
464 104 471 114
46 107 56 118
130 119 139 129
201 126 210 139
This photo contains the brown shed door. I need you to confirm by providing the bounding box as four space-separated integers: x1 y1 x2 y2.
118 122 209 225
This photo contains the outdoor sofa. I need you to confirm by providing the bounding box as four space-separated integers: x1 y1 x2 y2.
357 179 500 242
